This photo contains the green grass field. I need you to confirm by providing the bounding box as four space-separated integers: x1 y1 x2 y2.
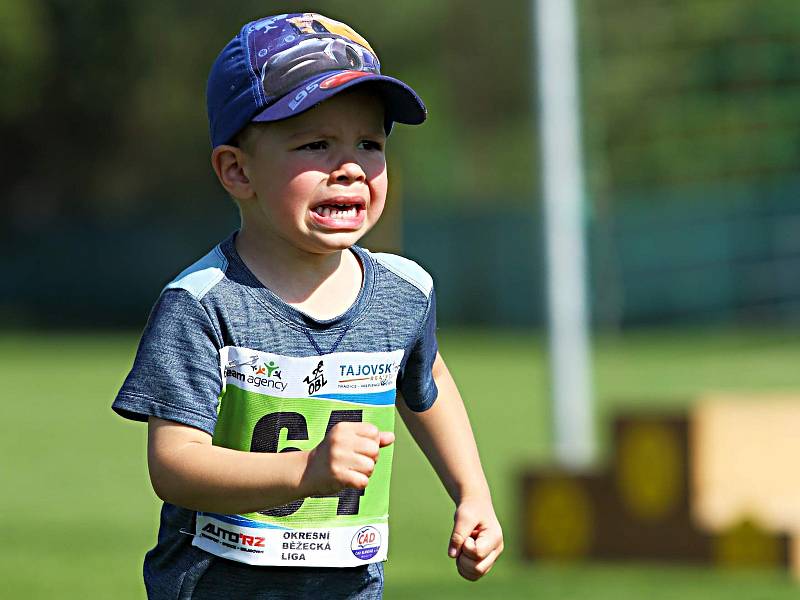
4 327 800 599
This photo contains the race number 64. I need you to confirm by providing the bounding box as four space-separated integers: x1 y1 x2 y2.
250 409 366 517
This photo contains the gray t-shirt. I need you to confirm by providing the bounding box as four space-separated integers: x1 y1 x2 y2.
113 234 438 599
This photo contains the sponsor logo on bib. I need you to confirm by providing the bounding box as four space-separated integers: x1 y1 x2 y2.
224 355 286 391
303 360 328 395
351 526 381 560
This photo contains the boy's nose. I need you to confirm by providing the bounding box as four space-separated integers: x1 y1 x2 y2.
331 160 366 184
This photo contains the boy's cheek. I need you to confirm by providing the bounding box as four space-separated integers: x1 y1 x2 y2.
369 162 388 184
369 170 388 201
367 197 386 221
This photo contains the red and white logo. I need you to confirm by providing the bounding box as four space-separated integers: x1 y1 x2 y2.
320 71 371 89
350 526 381 560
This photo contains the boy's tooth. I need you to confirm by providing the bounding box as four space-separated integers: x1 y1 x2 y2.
315 204 360 219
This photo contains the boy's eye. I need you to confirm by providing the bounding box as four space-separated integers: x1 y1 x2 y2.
358 140 384 151
297 141 327 151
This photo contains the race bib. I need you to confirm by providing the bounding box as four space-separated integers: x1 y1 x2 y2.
192 346 403 567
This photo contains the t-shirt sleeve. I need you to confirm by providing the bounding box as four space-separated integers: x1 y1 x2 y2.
112 289 223 435
397 288 439 412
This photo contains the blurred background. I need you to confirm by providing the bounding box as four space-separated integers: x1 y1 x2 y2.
3 0 800 598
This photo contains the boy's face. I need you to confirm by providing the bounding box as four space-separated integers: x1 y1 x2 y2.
236 88 388 256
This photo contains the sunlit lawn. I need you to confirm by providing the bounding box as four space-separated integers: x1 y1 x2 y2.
3 327 800 598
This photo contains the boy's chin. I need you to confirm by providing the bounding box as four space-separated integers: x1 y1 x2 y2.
305 221 374 250
305 231 367 253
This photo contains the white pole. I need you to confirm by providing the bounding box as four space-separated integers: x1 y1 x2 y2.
533 0 594 468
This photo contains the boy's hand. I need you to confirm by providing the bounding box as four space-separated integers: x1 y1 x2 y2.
448 499 504 581
303 422 394 496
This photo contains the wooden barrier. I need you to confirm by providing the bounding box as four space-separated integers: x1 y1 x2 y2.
521 411 793 572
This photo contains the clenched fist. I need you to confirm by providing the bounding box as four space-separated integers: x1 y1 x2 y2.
302 422 394 496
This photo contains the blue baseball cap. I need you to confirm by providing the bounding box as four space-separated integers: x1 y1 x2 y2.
207 13 427 148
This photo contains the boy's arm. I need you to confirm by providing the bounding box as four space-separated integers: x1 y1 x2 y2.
397 352 504 581
147 417 394 515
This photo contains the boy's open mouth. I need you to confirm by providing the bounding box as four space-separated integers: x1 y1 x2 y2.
312 203 363 219
310 199 366 226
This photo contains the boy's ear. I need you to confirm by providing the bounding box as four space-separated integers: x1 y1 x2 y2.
211 145 253 200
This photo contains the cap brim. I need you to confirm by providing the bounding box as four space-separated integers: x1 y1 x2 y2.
251 70 427 129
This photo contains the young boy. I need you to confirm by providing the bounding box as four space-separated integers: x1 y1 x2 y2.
113 12 502 599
